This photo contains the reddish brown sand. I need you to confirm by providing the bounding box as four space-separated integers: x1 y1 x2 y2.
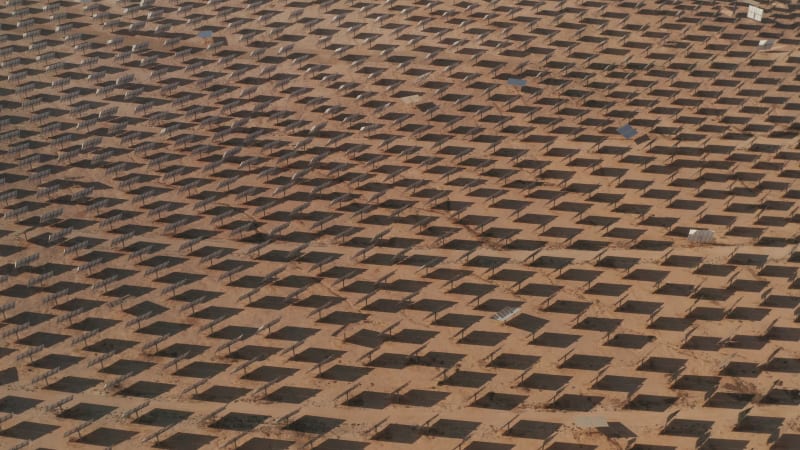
0 0 799 449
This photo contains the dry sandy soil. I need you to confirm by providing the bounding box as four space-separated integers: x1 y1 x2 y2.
0 0 799 449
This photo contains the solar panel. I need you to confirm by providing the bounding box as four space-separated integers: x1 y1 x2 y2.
617 124 637 139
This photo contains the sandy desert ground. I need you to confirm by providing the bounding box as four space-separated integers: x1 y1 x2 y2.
0 0 799 449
